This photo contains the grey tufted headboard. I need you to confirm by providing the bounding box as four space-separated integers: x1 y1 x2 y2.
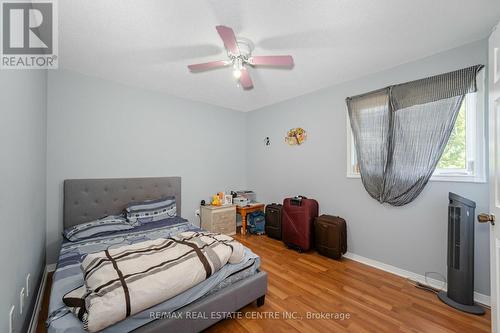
63 177 181 228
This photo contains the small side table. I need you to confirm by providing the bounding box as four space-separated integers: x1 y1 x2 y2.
200 205 237 235
236 203 265 235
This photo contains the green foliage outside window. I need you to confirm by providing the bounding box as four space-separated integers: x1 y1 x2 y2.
437 102 466 169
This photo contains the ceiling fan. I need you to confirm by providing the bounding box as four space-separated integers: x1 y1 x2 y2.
187 25 294 90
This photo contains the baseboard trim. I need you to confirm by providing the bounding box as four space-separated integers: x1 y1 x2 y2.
27 264 56 333
343 252 490 306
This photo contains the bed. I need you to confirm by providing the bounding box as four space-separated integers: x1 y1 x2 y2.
46 177 268 333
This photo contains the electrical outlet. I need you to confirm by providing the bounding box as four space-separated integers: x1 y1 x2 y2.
195 209 200 217
9 305 15 333
26 274 30 297
19 288 25 315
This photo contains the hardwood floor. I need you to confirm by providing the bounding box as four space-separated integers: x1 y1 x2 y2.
37 235 491 333
208 235 491 333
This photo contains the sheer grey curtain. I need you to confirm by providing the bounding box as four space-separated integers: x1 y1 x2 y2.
346 65 483 206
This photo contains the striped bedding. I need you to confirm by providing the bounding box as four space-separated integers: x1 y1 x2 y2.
63 231 245 332
63 215 133 241
126 197 177 224
47 218 260 333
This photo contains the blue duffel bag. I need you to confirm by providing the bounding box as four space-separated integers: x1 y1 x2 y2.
247 211 265 235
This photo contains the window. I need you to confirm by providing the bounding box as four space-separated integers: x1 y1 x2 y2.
347 72 486 183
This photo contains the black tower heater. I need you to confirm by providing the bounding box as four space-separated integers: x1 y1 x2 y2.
437 192 484 315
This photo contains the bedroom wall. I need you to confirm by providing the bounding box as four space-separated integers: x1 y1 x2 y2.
245 39 491 295
46 70 247 264
0 70 47 332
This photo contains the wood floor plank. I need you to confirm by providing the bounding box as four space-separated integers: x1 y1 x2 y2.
37 234 491 333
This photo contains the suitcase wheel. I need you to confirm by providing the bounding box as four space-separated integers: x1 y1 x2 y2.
285 243 304 253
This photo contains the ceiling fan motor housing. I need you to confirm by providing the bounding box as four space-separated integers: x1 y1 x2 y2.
228 38 254 67
235 37 254 57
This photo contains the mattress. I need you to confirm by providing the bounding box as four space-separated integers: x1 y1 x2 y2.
47 218 260 333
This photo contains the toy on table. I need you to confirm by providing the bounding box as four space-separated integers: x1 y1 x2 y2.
211 192 233 206
211 194 221 206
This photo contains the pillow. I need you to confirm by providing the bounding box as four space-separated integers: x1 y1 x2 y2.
63 215 133 242
126 196 177 224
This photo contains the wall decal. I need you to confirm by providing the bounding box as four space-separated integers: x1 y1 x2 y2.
285 128 307 145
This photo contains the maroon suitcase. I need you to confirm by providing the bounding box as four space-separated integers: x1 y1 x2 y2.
282 196 319 252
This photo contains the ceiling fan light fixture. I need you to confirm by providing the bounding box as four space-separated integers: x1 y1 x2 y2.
232 58 243 79
233 68 242 79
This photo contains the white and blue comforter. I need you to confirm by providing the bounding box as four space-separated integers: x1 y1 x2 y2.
47 218 260 333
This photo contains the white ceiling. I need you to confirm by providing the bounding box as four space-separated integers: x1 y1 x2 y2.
59 0 500 112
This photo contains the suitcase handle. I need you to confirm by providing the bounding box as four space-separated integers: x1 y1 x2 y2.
291 195 307 206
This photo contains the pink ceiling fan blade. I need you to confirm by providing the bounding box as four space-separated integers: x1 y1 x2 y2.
239 67 253 90
187 60 229 72
216 25 240 56
248 55 294 67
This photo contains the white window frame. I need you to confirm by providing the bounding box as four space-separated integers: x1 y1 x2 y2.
346 71 486 183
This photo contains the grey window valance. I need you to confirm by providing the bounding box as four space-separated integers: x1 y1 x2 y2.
389 65 484 110
346 65 484 206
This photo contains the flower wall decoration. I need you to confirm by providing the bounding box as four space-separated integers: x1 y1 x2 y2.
285 127 307 145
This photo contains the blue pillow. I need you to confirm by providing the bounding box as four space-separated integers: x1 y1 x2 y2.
126 197 177 224
63 215 133 242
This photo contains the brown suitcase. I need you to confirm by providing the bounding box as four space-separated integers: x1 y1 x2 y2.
314 215 347 259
